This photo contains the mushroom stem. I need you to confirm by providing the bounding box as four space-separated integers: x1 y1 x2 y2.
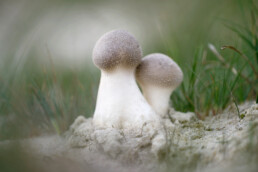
93 67 158 129
141 85 173 117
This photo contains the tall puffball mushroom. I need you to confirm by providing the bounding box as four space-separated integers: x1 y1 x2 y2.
92 30 160 129
136 53 183 118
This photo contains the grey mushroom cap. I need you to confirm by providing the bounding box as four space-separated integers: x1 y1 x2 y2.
136 53 183 88
92 30 142 71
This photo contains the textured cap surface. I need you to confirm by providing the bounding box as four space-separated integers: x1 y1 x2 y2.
92 30 142 70
136 53 183 87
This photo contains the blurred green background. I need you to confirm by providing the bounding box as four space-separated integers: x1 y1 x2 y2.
0 0 257 139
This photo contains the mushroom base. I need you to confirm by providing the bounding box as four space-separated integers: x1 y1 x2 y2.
93 68 161 129
67 116 170 166
142 85 174 118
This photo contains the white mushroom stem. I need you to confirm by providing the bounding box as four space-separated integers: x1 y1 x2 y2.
141 85 174 117
93 67 159 129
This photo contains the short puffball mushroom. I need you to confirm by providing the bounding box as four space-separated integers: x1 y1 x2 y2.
136 53 183 118
92 30 160 129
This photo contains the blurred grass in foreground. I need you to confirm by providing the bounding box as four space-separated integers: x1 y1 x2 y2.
0 61 99 139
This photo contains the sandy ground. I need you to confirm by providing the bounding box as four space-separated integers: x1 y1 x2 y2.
1 101 258 172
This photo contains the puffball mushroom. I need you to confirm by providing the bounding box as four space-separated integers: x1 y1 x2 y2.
136 53 183 118
92 30 160 129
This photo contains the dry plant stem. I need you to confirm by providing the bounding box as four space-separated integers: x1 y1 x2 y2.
231 92 240 118
208 44 252 85
181 88 195 107
251 3 258 62
221 45 258 78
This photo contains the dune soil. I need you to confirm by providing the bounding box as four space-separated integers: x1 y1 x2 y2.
1 102 258 172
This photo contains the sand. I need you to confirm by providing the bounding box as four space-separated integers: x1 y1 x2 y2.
3 101 257 172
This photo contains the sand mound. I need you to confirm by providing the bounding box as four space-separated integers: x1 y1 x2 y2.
65 115 172 170
14 101 258 172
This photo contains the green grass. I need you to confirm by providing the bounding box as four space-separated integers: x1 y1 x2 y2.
170 6 257 118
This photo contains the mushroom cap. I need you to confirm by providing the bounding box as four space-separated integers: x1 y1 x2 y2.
92 30 142 71
136 53 183 88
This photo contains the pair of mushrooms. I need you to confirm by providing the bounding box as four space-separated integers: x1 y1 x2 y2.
92 30 183 129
